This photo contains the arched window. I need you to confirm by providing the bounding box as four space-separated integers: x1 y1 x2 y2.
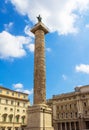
9 115 13 122
2 114 7 122
22 116 25 124
16 115 20 123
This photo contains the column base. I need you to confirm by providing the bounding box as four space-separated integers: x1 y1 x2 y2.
25 104 54 130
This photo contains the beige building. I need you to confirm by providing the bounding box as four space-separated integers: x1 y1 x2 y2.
0 86 30 130
47 85 89 130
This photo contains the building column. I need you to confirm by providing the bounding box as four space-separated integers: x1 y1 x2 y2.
74 122 76 130
65 123 67 130
79 118 84 130
69 122 71 130
60 123 62 130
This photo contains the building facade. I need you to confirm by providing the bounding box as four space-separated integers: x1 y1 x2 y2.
0 86 30 130
47 85 89 130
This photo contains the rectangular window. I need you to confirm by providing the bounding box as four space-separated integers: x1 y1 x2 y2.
0 98 1 103
66 113 68 118
24 95 26 98
84 102 87 107
6 99 8 104
75 112 77 118
23 103 25 107
17 102 20 106
11 100 14 105
6 91 9 94
12 92 14 96
0 90 2 93
18 93 20 97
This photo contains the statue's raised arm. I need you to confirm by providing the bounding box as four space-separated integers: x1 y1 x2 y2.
37 15 42 22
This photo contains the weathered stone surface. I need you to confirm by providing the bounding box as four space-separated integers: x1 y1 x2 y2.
31 23 49 104
26 104 54 130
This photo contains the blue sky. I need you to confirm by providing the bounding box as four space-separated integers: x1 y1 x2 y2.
0 0 89 104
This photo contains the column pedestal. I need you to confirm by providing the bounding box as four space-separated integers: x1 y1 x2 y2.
26 104 54 130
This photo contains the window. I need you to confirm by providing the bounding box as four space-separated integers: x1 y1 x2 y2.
6 99 8 104
4 107 7 110
15 128 18 130
57 114 59 119
70 113 72 118
22 117 25 124
9 115 13 122
16 116 19 123
66 113 68 118
75 112 77 118
24 95 26 98
17 102 20 106
6 91 9 94
17 109 19 112
65 105 67 109
74 104 76 108
23 110 25 112
85 111 87 115
84 102 86 106
0 90 2 93
18 93 20 97
61 105 63 109
23 103 25 107
0 98 1 103
61 113 63 118
11 100 14 105
57 106 59 110
12 92 14 96
70 104 71 109
82 95 85 98
2 114 7 122
8 128 11 130
10 108 13 111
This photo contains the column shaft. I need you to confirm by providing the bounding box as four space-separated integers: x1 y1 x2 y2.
34 29 46 104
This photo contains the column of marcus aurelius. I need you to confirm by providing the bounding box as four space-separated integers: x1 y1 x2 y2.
31 16 48 104
26 15 54 130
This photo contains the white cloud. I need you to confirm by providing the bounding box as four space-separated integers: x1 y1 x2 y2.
13 83 23 89
13 83 33 95
9 0 89 35
46 48 51 52
85 24 89 29
62 74 67 80
4 22 13 31
75 64 89 74
0 31 32 59
22 89 33 95
27 44 34 52
24 25 34 37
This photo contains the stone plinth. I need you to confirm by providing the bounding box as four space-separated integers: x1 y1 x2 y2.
26 104 54 130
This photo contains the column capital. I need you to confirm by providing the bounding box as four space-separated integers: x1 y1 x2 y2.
31 22 49 34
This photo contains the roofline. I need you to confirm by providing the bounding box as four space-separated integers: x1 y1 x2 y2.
0 86 29 95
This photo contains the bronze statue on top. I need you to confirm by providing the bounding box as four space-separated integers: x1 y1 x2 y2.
37 15 42 22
